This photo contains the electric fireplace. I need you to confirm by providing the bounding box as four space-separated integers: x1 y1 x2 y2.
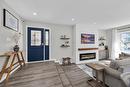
80 53 96 61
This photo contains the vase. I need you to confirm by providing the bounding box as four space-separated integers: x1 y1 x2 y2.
13 45 19 52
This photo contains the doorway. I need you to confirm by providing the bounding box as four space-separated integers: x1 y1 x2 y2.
27 27 49 62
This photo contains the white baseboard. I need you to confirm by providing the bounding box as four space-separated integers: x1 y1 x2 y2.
26 59 61 64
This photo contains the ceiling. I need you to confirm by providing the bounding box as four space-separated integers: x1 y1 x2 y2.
4 0 130 29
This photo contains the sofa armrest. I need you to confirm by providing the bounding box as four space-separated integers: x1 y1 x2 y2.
105 67 122 80
120 72 130 87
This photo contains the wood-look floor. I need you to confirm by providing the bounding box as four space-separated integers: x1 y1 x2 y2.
0 61 92 87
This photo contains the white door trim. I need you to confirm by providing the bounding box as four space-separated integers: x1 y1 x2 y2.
26 25 51 63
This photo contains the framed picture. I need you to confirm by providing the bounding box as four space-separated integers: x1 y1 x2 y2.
81 33 95 44
3 9 19 31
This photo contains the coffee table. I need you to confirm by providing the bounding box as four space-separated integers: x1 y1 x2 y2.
86 63 105 87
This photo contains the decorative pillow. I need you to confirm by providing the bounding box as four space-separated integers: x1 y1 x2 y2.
110 60 119 70
110 59 130 72
119 52 130 60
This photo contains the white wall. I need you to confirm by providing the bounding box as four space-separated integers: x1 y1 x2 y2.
23 21 74 63
73 24 99 64
106 29 112 58
98 30 107 40
72 25 76 63
0 0 23 81
75 24 99 48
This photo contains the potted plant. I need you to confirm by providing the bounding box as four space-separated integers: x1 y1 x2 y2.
13 32 21 52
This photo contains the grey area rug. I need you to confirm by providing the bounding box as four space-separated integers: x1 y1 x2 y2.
57 64 92 87
77 64 93 78
77 60 111 78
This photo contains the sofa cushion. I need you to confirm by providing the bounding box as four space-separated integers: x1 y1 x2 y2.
105 67 122 80
116 58 130 66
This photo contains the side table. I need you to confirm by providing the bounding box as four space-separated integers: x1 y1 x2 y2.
86 63 105 87
62 57 71 65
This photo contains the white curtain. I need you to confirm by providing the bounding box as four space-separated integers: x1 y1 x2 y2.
110 29 120 60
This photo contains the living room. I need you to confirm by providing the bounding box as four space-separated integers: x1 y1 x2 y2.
0 0 130 87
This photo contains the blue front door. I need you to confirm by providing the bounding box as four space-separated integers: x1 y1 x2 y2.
28 27 49 62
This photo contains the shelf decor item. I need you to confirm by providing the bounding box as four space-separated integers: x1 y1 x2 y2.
99 36 106 47
98 37 106 41
62 57 71 65
13 45 19 52
60 44 70 47
13 32 21 52
81 33 95 44
60 35 70 39
105 45 108 50
60 35 70 48
3 9 19 31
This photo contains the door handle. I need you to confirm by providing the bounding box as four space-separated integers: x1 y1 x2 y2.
41 43 44 45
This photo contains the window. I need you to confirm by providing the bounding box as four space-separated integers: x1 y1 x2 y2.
45 30 49 46
120 32 130 52
31 30 41 46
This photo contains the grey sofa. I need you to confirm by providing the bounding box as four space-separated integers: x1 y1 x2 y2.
94 58 130 87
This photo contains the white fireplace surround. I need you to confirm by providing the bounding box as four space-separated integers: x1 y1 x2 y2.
76 49 99 64
73 24 99 64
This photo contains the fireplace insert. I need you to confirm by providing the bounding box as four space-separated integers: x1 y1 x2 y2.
80 53 96 61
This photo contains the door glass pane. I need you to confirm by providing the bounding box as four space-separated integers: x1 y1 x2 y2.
45 31 49 45
31 30 41 46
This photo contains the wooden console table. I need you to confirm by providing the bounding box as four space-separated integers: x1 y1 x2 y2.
86 63 105 87
0 51 25 83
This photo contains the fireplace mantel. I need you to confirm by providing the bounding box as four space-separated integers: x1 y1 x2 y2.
78 48 98 51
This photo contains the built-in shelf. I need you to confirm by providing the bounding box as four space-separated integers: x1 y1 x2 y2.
61 45 70 47
78 48 98 51
60 35 70 48
60 38 70 40
98 39 106 41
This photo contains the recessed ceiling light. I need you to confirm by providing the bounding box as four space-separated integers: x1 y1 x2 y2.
94 22 97 24
72 18 75 21
33 12 37 15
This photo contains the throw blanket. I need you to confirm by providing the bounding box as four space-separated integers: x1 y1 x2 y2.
121 72 130 87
